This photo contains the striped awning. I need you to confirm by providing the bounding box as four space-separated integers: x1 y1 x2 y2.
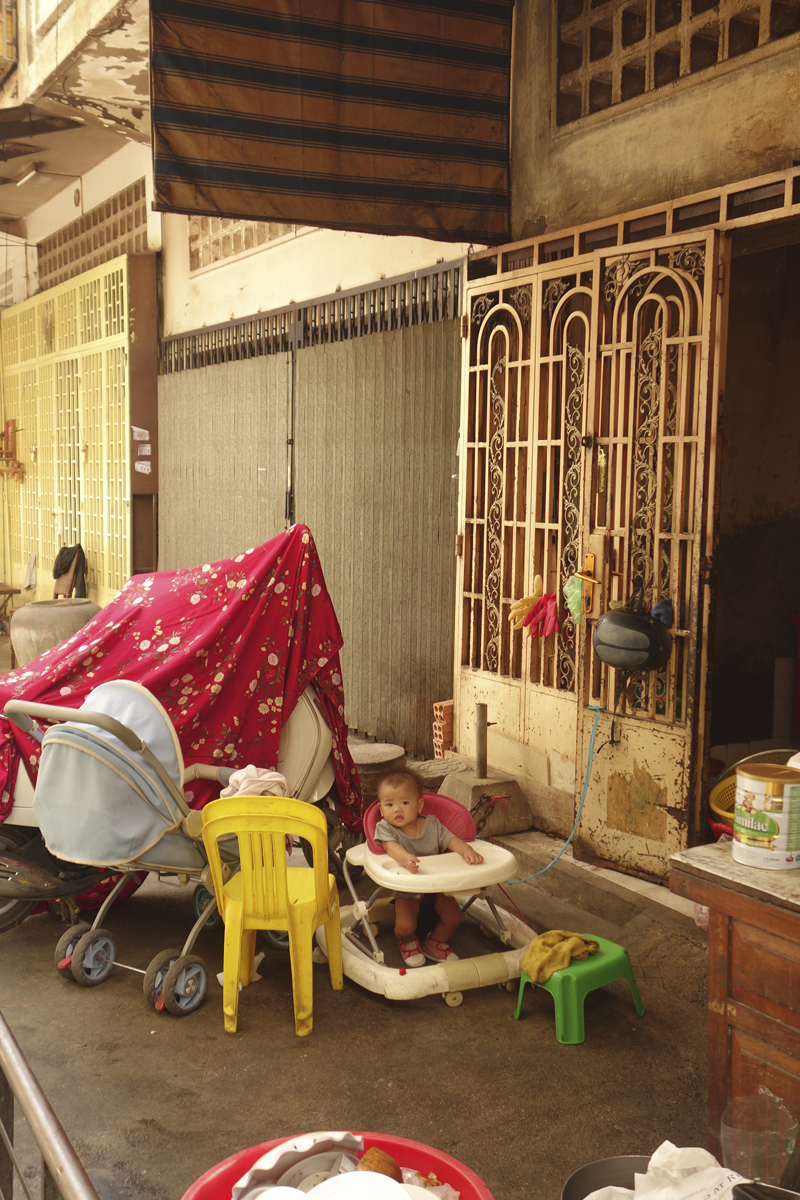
150 0 513 244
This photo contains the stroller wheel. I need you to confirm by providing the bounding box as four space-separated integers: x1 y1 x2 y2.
54 923 91 977
143 948 180 1010
70 929 116 986
162 955 208 1016
192 885 221 929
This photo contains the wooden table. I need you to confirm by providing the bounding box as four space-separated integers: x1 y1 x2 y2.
671 842 800 1157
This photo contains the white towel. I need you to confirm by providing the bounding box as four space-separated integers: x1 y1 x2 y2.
220 766 289 799
22 552 36 592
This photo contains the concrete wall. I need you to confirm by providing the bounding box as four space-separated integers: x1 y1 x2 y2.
711 242 800 744
160 216 470 336
511 0 800 238
25 141 161 256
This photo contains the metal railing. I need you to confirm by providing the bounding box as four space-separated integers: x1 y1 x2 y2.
159 259 462 373
0 1007 99 1200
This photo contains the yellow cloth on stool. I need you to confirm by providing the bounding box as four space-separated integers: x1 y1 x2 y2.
520 930 599 985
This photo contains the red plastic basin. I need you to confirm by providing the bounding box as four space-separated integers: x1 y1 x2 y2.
181 1131 495 1200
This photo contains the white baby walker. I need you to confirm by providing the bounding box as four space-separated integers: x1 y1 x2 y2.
316 792 534 1007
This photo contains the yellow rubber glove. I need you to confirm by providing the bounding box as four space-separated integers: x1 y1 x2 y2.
509 575 544 629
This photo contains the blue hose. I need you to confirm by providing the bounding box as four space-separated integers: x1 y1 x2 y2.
506 704 604 884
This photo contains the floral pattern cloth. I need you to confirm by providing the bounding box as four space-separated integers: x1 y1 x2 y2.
0 525 363 830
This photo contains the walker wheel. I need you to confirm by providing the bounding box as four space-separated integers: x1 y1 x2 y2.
443 991 463 1008
143 948 180 1010
369 923 379 937
54 923 91 977
482 926 495 938
259 930 290 952
498 980 515 992
70 929 116 986
162 955 208 1016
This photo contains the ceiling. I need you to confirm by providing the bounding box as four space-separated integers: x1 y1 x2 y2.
0 0 150 234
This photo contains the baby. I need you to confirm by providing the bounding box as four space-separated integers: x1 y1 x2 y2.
374 769 484 967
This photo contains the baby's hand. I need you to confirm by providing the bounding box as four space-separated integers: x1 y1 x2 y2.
463 847 484 865
403 853 421 873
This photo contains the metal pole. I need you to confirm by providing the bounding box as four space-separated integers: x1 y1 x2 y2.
476 703 488 780
0 1010 99 1200
0 1062 12 1200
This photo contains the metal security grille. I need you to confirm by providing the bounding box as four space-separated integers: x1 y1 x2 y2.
586 241 711 725
462 272 592 694
37 179 148 290
530 273 592 694
1 258 133 601
556 0 800 126
462 287 532 679
457 227 726 876
159 262 461 373
461 240 713 723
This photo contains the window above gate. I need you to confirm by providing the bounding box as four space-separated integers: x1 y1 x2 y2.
556 0 800 127
187 216 309 274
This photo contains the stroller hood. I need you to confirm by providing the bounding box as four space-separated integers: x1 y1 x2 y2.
34 681 186 867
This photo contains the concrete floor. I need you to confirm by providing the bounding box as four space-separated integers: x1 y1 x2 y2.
0 861 710 1200
0 630 712 1199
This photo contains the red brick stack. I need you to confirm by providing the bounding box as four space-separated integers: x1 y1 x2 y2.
432 700 454 759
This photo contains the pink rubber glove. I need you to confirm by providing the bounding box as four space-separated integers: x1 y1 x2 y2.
523 593 560 639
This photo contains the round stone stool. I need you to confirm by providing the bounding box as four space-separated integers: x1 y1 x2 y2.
348 741 407 807
11 598 101 667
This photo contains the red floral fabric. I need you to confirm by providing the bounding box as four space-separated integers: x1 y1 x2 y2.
0 525 363 831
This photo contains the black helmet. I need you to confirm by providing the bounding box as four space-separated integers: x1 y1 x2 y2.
593 608 672 672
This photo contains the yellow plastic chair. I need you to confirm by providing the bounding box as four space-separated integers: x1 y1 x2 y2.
201 796 343 1036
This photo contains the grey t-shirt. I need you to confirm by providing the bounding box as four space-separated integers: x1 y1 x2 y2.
374 814 456 857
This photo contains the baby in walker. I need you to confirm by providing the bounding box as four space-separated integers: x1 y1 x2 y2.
374 769 484 967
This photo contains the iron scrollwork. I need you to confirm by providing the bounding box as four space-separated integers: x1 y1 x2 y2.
472 294 495 325
558 344 585 692
508 285 532 324
543 279 570 317
483 356 507 673
604 256 650 303
630 325 662 609
669 247 705 281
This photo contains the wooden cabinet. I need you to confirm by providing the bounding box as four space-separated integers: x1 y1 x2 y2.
671 843 800 1158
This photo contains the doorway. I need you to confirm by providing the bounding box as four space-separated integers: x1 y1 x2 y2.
709 232 800 769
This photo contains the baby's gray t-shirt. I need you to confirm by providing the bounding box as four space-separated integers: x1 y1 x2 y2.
374 814 456 856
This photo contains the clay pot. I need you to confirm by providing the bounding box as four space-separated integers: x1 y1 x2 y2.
348 741 407 807
11 598 101 667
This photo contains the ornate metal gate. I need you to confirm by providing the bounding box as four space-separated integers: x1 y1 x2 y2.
456 229 729 876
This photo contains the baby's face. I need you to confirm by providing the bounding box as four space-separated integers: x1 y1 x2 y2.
378 781 423 829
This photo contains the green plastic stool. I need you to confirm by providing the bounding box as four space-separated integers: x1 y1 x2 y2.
514 934 645 1044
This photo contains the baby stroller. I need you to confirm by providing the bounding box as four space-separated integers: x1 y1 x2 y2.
4 676 337 1015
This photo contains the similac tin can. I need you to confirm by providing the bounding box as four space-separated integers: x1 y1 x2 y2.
733 763 800 869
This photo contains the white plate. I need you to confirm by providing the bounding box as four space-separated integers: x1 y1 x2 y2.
309 1173 408 1198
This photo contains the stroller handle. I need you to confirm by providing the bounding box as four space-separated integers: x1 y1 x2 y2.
184 764 235 785
4 700 144 753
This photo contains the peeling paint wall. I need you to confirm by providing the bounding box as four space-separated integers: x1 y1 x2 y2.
2 0 150 140
511 0 800 238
